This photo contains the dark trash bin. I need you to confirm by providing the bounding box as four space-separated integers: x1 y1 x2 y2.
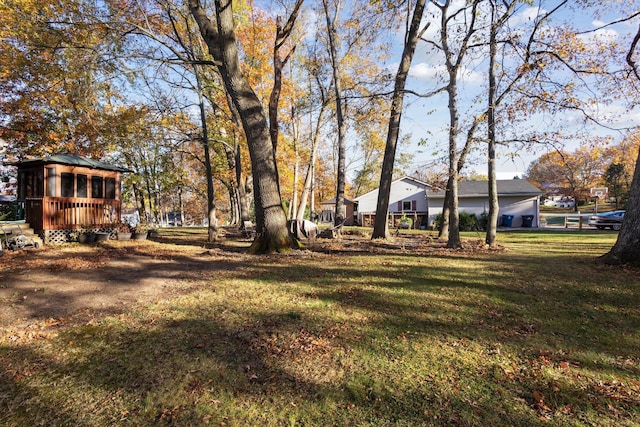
502 214 514 227
521 215 534 228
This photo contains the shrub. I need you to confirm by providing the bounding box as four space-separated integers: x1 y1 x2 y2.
434 212 484 231
459 212 479 231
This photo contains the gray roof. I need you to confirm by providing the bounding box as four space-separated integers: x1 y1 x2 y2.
429 179 542 198
9 155 131 173
352 176 434 202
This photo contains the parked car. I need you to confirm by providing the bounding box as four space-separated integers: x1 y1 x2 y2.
588 210 625 231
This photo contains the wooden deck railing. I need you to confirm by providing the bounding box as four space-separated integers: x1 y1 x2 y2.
26 197 121 231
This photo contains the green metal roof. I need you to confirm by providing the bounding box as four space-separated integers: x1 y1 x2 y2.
9 155 131 173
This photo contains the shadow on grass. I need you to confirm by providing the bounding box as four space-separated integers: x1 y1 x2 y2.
1 307 562 426
1 232 638 425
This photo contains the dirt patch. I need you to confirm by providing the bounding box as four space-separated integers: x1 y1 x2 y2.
0 240 250 330
0 231 498 334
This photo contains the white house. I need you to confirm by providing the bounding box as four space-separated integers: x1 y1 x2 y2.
350 177 542 229
428 179 543 227
543 195 575 208
353 176 431 228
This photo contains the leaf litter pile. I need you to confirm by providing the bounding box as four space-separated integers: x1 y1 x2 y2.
0 229 638 426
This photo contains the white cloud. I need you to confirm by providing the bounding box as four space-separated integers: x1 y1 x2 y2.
508 7 547 27
409 63 445 80
409 63 484 86
577 26 619 44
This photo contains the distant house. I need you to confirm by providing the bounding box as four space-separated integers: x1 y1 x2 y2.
543 195 575 208
10 155 131 244
428 179 543 227
318 197 356 225
353 176 431 229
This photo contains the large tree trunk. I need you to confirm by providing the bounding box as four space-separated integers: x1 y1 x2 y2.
602 25 640 265
600 137 640 265
189 0 293 253
372 0 427 239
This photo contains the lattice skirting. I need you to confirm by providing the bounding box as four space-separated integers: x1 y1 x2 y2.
44 228 116 245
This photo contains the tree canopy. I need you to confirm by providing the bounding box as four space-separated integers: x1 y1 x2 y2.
1 0 639 255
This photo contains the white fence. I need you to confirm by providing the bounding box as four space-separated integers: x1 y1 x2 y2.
540 213 592 230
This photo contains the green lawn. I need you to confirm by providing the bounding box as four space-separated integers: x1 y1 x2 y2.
1 230 638 426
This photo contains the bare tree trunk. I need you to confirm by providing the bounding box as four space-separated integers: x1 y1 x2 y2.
372 0 427 239
221 179 238 226
269 0 304 222
290 105 300 220
310 163 316 220
268 0 303 154
178 186 185 228
486 0 499 247
290 135 299 219
445 74 462 248
297 147 317 221
195 70 218 241
189 0 293 253
322 0 346 235
297 77 329 220
433 0 479 249
133 182 148 225
438 177 452 240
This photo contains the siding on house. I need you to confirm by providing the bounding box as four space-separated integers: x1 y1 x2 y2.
428 179 542 227
353 177 431 227
354 177 430 213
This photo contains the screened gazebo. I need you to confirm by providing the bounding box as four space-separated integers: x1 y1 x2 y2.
12 155 130 244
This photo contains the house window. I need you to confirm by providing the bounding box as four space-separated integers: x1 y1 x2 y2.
403 201 412 211
91 176 103 198
77 174 87 198
61 173 74 198
105 177 116 199
46 168 56 197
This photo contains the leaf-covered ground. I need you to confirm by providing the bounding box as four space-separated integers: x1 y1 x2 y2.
1 228 638 426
